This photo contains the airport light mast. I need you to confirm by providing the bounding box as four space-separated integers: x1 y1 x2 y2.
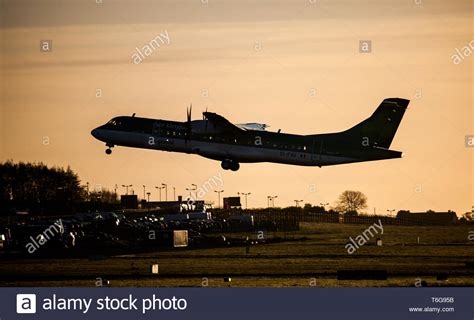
155 185 164 201
214 190 224 209
86 182 90 201
294 199 303 207
142 185 146 200
186 184 198 201
162 183 167 201
386 209 396 217
320 202 329 211
268 195 278 208
122 184 132 195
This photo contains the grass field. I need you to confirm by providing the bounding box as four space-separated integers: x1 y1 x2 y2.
1 222 473 287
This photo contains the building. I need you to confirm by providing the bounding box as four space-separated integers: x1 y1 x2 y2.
396 211 458 225
223 197 241 209
120 195 138 209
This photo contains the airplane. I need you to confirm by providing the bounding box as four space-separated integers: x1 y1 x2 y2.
91 97 409 171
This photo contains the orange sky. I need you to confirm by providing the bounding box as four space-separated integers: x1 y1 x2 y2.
1 0 472 215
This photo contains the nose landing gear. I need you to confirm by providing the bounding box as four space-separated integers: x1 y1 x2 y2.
221 159 240 171
105 143 114 155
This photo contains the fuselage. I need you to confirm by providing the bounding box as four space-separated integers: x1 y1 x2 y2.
91 115 402 168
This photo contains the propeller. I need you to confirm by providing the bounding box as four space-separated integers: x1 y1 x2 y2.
185 104 192 144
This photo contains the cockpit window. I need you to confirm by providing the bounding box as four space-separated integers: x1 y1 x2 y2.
107 119 122 127
104 117 155 134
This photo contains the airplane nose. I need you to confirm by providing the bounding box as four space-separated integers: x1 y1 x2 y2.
91 128 100 139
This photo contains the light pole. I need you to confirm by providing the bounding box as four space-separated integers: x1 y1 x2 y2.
214 190 224 208
173 187 176 201
155 186 164 201
268 195 278 208
86 182 90 201
294 199 303 207
386 209 395 217
272 195 278 207
142 185 146 200
187 184 197 201
114 184 118 201
122 184 132 195
320 202 329 211
191 184 197 199
146 192 151 212
238 192 251 209
162 183 167 201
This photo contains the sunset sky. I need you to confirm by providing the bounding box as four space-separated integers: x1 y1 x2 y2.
1 0 472 215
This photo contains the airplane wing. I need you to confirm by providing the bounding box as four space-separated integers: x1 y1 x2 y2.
203 112 244 133
235 123 268 131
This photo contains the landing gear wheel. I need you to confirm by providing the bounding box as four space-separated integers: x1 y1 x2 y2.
221 160 230 170
230 162 240 171
105 148 112 155
221 159 240 171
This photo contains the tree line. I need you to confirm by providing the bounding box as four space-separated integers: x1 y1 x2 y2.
0 161 117 214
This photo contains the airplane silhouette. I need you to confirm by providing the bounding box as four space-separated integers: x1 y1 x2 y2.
91 98 409 171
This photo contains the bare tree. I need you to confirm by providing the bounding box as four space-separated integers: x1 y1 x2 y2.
334 190 368 215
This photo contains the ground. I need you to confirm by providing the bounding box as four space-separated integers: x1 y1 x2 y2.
1 222 473 287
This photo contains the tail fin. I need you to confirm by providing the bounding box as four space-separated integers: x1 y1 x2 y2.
343 98 409 149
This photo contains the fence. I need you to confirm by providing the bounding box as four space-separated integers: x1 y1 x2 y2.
212 210 459 227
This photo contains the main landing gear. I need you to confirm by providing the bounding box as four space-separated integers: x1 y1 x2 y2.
221 159 240 171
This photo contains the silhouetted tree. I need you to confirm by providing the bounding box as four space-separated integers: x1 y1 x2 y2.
0 161 85 214
334 190 368 215
301 204 326 213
